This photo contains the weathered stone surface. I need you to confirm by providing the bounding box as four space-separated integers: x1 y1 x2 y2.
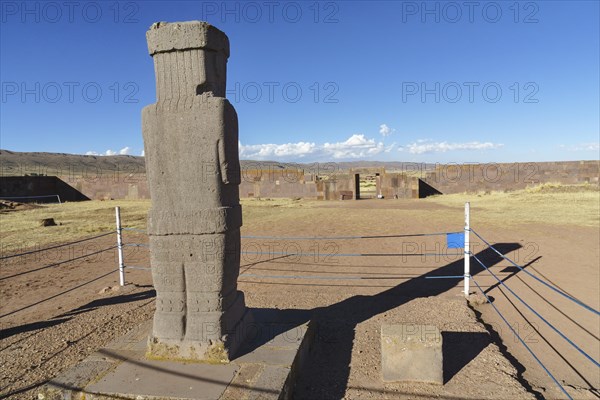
142 20 249 362
381 324 443 384
147 21 230 57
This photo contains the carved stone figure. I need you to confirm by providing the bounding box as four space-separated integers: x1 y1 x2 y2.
142 21 250 362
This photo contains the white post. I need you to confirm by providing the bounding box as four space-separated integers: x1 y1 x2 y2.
464 202 470 297
115 206 125 286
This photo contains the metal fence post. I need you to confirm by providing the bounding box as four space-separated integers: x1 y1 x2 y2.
115 206 125 286
464 202 470 297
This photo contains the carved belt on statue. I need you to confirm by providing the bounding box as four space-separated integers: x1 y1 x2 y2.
148 205 242 235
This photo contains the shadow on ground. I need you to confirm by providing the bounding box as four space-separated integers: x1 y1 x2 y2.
0 289 155 340
287 243 527 399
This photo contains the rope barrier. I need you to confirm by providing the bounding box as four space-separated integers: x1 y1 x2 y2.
0 195 59 199
121 227 147 234
239 273 363 280
240 232 461 240
470 277 573 400
0 269 119 319
471 252 600 368
470 228 600 316
0 246 117 281
0 232 114 260
0 194 61 204
241 251 462 257
238 273 407 280
119 230 461 241
123 243 149 248
124 265 151 271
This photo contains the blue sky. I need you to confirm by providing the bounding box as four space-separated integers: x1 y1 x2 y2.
1 0 599 163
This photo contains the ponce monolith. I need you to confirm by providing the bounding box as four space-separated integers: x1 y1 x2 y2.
142 21 251 362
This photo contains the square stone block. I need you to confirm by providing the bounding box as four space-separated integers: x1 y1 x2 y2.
381 324 443 384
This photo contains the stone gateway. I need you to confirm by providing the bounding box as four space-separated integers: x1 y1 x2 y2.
142 21 251 362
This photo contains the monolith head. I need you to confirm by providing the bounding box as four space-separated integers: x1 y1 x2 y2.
146 21 229 98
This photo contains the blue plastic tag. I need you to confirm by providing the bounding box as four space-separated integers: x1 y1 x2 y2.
447 232 465 249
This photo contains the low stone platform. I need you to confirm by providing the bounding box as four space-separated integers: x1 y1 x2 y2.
38 309 313 400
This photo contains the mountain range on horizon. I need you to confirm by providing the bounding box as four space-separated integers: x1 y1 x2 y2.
2 150 598 178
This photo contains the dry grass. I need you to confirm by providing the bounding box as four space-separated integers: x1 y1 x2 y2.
0 198 312 251
424 184 600 228
524 181 599 193
0 200 150 252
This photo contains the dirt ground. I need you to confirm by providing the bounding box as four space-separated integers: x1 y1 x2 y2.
1 198 598 399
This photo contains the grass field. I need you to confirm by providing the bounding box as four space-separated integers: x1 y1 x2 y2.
424 183 600 228
1 184 598 252
0 200 150 252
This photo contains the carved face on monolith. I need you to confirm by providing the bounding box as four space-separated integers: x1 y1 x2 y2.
142 21 251 362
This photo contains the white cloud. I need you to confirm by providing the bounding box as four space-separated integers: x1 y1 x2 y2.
379 124 395 137
239 141 316 159
239 134 387 160
399 140 504 154
323 134 385 158
140 149 145 157
560 142 600 152
85 147 132 156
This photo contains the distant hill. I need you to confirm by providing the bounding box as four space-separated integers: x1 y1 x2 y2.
0 149 434 176
0 150 145 176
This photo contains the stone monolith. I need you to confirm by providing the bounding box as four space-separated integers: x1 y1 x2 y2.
142 21 250 362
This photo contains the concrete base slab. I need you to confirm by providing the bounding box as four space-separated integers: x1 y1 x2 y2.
89 360 238 400
38 309 313 400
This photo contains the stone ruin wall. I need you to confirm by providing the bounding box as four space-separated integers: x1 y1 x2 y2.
421 160 599 194
378 173 420 199
58 174 150 200
238 168 357 200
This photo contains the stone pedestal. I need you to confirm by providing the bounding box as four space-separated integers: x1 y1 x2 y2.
142 21 250 362
381 324 443 384
38 310 314 400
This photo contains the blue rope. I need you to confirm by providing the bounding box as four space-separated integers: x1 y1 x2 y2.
241 232 461 240
123 243 149 248
122 227 147 234
0 195 59 199
241 251 461 257
239 273 364 280
471 253 600 368
470 277 573 400
470 228 600 316
0 232 114 260
124 265 151 270
0 269 120 319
